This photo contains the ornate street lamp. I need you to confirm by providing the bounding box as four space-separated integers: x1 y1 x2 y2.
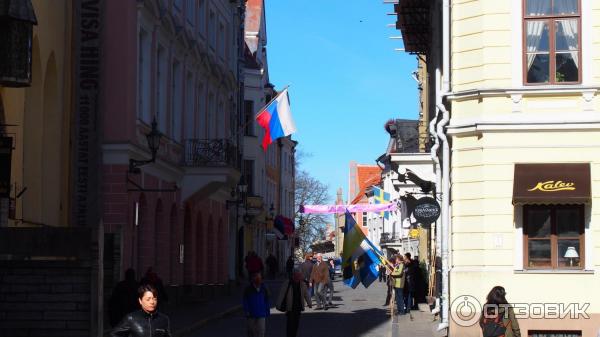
129 118 162 173
0 1 37 87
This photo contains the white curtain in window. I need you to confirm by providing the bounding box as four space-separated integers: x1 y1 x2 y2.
531 333 580 337
526 0 551 16
527 21 546 69
526 0 549 69
559 19 579 66
554 0 578 14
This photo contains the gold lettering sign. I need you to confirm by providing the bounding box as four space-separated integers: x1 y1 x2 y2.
528 180 575 192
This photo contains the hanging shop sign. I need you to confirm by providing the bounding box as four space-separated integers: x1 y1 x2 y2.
412 196 441 225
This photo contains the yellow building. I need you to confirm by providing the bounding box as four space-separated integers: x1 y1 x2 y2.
0 0 73 228
395 0 600 336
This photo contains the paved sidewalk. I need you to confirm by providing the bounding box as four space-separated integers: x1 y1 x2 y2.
188 278 442 337
167 278 284 337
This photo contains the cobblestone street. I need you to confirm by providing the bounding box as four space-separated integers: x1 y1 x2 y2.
189 279 439 337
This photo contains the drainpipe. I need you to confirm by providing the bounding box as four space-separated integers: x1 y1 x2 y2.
437 0 451 331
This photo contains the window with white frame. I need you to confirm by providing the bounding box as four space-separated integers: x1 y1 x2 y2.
171 60 182 142
186 0 194 24
138 28 151 123
217 99 224 138
208 10 216 49
196 82 205 139
184 72 194 140
523 0 580 84
197 0 205 37
208 93 215 138
218 21 225 59
156 45 168 133
523 204 584 269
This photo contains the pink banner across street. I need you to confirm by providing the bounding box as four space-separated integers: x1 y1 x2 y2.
300 203 397 214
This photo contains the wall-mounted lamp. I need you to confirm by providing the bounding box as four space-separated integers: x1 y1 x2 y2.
129 118 162 174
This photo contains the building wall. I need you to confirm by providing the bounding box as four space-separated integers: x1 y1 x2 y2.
101 0 242 287
449 1 600 336
1 0 73 228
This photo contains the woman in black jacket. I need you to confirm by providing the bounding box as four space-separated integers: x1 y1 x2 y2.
111 284 171 337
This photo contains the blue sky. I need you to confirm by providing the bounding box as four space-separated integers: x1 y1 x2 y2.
265 1 418 203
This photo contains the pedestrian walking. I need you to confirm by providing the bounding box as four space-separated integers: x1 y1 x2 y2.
110 284 172 337
300 254 314 298
378 264 386 283
309 253 330 310
403 253 417 313
266 253 278 279
276 270 312 337
108 268 139 327
383 267 393 306
390 255 406 315
480 286 521 337
246 251 264 278
286 255 295 278
325 258 335 306
140 267 168 309
242 272 270 337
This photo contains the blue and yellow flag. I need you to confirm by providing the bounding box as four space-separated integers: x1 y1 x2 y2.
372 186 391 219
342 211 383 289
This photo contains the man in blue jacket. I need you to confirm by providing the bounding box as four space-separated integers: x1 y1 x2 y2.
243 272 270 337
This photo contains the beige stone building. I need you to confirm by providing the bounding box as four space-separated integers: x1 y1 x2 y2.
394 0 600 336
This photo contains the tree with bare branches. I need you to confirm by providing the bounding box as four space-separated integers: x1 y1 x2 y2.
294 170 330 257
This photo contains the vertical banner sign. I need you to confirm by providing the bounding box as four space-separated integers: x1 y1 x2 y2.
72 0 101 226
0 137 12 198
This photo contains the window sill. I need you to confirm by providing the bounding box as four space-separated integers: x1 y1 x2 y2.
514 269 594 274
447 85 600 101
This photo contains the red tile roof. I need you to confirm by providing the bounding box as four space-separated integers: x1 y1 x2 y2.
350 165 382 204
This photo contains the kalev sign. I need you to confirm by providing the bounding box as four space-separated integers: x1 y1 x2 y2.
528 180 576 192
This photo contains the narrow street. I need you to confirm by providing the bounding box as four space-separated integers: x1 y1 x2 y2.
189 279 437 337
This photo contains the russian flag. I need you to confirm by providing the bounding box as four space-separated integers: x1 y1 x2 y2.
255 88 296 151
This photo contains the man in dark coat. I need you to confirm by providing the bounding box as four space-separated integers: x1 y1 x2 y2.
403 253 418 313
108 268 139 327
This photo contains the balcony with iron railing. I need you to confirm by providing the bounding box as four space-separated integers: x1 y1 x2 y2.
380 232 403 245
180 139 241 201
183 139 239 168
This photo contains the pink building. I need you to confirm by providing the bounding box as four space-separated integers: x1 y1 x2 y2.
100 0 245 300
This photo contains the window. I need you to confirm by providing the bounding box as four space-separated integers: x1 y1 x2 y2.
138 29 151 123
362 212 368 226
186 0 194 23
156 45 168 133
208 10 216 49
523 205 584 269
197 82 205 138
171 60 182 142
217 99 224 138
244 160 254 195
217 21 225 59
207 93 215 138
197 0 205 37
523 0 580 84
244 100 254 136
184 72 194 140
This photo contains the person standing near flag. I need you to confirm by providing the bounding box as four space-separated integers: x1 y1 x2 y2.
309 253 330 310
390 255 406 315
